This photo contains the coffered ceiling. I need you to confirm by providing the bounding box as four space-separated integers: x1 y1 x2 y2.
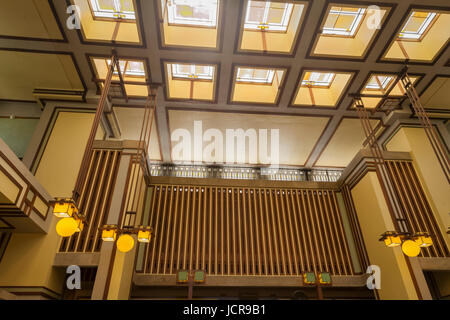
0 0 449 169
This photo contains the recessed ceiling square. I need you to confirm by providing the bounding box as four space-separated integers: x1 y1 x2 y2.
354 73 420 109
292 70 354 107
382 9 450 63
0 1 64 41
158 0 223 49
72 0 143 45
164 61 218 102
90 56 149 98
237 0 308 55
0 50 84 101
230 65 287 104
310 4 391 59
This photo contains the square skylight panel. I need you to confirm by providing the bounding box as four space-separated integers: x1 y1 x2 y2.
323 7 366 36
236 67 275 84
90 0 136 20
398 11 437 40
302 72 335 87
170 63 214 80
165 0 219 27
244 1 294 31
366 75 394 90
106 59 145 77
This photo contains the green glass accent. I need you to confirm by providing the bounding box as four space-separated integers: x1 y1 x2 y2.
194 270 205 282
305 272 316 284
177 270 189 282
320 272 332 284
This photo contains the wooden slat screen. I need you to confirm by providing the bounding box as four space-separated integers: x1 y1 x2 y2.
138 185 355 276
59 149 121 253
385 160 449 257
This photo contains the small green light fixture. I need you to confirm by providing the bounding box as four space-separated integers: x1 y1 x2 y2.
176 270 189 284
303 272 316 285
318 272 332 285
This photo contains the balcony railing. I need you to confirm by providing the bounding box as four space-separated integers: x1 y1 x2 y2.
149 164 343 183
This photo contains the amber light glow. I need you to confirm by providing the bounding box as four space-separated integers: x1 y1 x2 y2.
379 231 433 257
56 216 84 238
100 224 153 252
116 234 135 253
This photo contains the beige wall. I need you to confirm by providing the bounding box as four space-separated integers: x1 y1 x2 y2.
351 172 419 300
35 111 94 198
0 218 65 294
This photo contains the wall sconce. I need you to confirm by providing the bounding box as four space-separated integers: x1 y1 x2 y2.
51 198 85 238
52 198 78 218
137 226 152 243
379 231 402 247
101 225 118 242
413 232 433 248
100 224 153 253
379 231 433 257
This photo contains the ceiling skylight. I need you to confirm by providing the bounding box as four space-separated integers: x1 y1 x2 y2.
398 11 438 40
89 0 136 20
164 0 219 27
106 59 145 77
236 67 275 84
366 75 394 90
244 1 294 32
302 72 335 87
322 7 366 37
170 63 214 81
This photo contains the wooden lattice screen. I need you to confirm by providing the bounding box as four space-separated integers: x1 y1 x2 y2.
138 185 355 276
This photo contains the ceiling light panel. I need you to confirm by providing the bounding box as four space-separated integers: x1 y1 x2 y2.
165 0 219 27
90 0 136 20
398 11 437 40
170 63 214 81
236 67 275 84
302 72 336 87
322 7 366 37
244 1 294 32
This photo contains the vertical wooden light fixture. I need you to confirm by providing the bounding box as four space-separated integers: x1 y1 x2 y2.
51 18 124 235
52 16 158 241
400 68 450 182
52 51 121 237
351 65 442 257
353 97 411 235
107 88 158 253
